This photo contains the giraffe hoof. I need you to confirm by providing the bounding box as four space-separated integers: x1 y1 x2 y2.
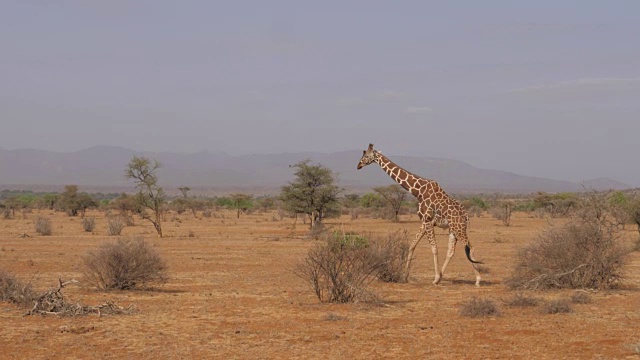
433 276 441 285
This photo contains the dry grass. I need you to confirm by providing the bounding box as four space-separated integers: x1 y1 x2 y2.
459 297 500 317
541 299 573 314
570 291 592 304
505 293 540 307
1 210 639 359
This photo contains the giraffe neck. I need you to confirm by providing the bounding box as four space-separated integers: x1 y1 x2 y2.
375 153 422 197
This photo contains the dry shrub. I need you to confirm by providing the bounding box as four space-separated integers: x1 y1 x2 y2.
368 230 410 283
295 231 380 303
0 270 35 307
506 220 628 290
489 202 512 226
83 237 168 290
541 299 572 314
82 217 96 232
2 208 12 220
459 297 500 317
570 291 591 304
107 216 126 236
34 216 52 235
505 293 540 307
467 205 483 218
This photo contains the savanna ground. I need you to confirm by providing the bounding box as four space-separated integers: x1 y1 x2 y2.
1 209 639 359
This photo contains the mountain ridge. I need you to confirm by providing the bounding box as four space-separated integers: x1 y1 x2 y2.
0 146 632 194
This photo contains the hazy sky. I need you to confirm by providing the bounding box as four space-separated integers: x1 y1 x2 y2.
2 1 639 185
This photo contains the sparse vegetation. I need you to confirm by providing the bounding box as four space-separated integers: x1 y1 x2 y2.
34 216 52 235
489 201 513 226
373 185 407 222
505 293 540 307
570 291 592 304
107 216 126 236
0 270 35 307
295 231 380 303
82 217 96 232
367 230 410 283
506 191 630 290
541 299 573 314
459 297 500 317
82 237 168 290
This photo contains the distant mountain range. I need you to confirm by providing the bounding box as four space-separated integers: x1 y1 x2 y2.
0 146 632 195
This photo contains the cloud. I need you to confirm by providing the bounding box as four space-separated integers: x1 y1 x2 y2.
337 90 409 106
373 90 408 100
337 96 367 105
507 77 640 94
406 106 433 114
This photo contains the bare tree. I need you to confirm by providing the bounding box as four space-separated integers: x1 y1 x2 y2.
490 201 513 226
125 156 165 237
373 185 407 222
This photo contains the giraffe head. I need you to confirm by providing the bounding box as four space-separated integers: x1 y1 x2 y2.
357 143 379 169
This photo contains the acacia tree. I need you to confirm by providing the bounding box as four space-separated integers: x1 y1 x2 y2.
280 160 341 229
125 156 166 237
230 193 253 219
59 185 97 217
374 185 407 222
110 193 139 225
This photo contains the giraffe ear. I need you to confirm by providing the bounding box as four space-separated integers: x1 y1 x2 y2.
362 150 366 155
368 143 374 151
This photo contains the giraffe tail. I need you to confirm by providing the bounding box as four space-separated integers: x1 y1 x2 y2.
465 244 483 264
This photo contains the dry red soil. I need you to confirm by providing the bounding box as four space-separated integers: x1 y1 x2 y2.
1 210 639 359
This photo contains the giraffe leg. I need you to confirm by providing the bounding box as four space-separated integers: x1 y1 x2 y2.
470 247 482 287
404 224 426 283
425 225 441 285
439 232 457 280
454 227 482 286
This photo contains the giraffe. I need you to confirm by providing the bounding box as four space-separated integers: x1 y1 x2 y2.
357 144 482 286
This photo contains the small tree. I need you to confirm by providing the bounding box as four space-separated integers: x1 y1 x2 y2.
110 193 138 226
255 196 276 212
125 157 166 237
230 193 253 219
489 201 513 226
59 185 97 217
280 160 342 229
374 185 407 222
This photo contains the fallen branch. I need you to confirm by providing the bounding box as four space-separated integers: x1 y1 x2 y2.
521 263 590 290
24 278 135 317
